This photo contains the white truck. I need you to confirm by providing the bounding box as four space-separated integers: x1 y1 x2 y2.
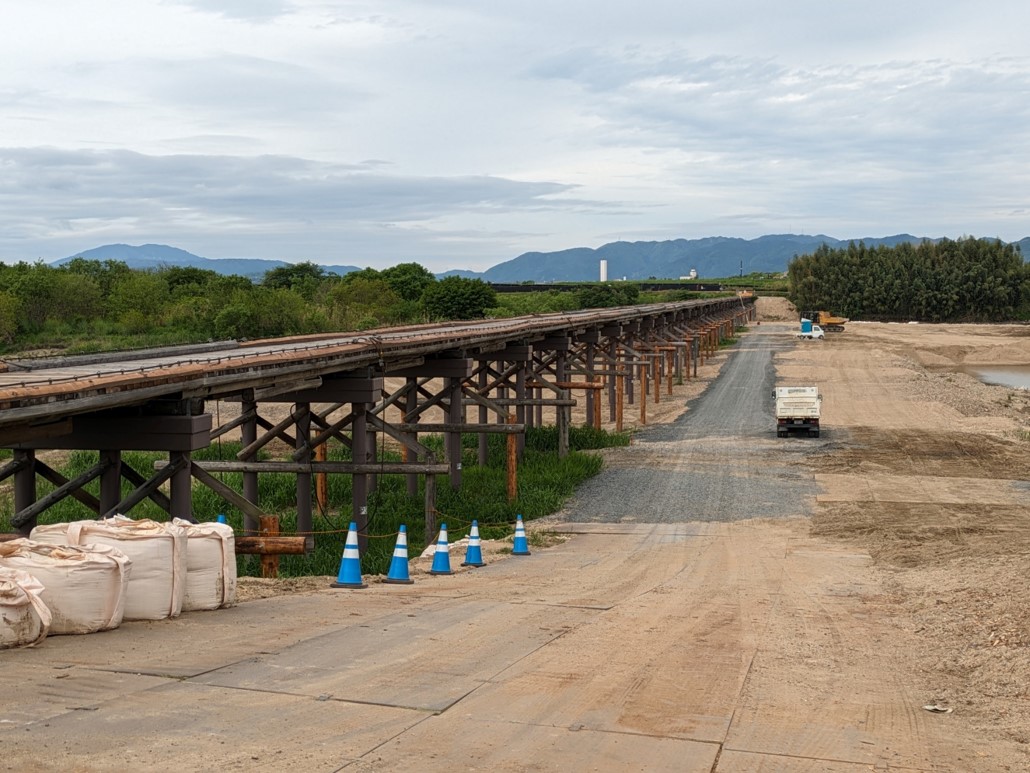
797 319 825 339
773 386 821 438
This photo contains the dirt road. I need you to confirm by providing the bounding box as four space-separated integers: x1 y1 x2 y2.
2 308 1028 771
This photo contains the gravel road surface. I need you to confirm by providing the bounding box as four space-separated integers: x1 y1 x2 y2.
565 326 820 523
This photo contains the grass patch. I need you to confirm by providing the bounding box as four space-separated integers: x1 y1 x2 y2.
0 425 626 578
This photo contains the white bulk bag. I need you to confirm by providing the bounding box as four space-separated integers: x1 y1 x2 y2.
172 519 237 611
0 539 130 634
0 567 51 648
31 516 187 621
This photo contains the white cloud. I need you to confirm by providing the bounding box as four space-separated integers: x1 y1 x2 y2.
0 1 1028 270
0 148 590 268
163 0 296 21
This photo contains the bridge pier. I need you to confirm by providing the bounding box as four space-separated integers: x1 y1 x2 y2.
241 396 259 535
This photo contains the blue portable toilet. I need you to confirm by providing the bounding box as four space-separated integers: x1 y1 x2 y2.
800 318 813 334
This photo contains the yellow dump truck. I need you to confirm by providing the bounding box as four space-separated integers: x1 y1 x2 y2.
801 310 847 332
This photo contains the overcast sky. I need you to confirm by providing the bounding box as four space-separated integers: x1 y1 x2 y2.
2 1 1028 271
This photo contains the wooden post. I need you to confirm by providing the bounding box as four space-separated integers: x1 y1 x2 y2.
241 398 259 535
616 371 624 432
315 440 328 513
405 378 419 498
653 359 660 404
448 376 463 490
556 352 569 458
592 380 602 428
99 449 121 516
259 515 280 578
352 404 369 552
667 350 673 395
367 403 378 495
294 403 312 539
585 342 596 428
625 345 635 405
608 338 618 422
13 450 36 536
639 363 647 425
515 364 527 459
424 473 437 545
169 450 192 522
506 414 517 503
478 367 489 465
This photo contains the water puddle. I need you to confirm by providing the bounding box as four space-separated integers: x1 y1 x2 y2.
962 364 1030 389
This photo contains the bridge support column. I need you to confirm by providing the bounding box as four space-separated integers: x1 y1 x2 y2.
294 403 312 539
584 342 596 428
625 344 634 406
405 378 419 498
352 403 369 551
367 403 378 495
447 376 463 490
242 397 259 535
556 352 569 457
99 449 121 516
515 362 527 458
14 450 36 536
478 368 489 466
169 450 193 522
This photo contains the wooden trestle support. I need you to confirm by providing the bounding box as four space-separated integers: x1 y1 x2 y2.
0 301 755 553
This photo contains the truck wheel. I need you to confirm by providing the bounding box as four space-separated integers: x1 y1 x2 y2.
810 430 820 438
777 431 787 438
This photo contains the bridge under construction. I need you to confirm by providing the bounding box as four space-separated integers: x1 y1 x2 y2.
0 297 753 545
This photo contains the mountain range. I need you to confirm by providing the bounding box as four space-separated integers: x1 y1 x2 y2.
53 244 361 281
51 235 1030 283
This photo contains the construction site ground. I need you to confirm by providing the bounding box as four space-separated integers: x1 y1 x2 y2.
2 296 1029 771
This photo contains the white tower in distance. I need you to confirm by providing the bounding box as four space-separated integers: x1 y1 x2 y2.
599 259 608 282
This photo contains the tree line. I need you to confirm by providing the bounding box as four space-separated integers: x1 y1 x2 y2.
787 238 1030 322
0 259 497 351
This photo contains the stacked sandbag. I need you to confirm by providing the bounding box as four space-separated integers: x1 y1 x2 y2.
31 516 187 621
0 567 51 648
0 539 130 634
172 519 237 611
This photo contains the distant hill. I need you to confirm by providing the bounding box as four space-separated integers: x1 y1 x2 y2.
53 244 361 281
480 234 937 282
49 235 1029 284
435 269 484 279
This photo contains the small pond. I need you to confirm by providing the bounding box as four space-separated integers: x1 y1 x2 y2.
963 365 1030 390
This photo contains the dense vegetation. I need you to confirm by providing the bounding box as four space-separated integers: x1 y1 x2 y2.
0 257 759 355
0 259 499 353
788 238 1029 322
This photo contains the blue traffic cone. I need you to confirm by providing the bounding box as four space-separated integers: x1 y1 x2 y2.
429 524 453 575
383 525 415 584
512 514 531 556
216 513 227 524
461 520 486 567
331 522 368 589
